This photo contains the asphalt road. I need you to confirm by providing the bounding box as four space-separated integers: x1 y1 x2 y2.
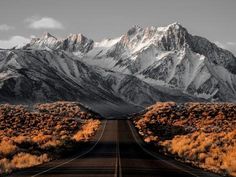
8 120 221 177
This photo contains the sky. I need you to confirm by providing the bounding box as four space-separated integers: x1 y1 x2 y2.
0 0 235 54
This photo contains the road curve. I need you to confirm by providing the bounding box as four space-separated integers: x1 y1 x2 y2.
8 120 221 177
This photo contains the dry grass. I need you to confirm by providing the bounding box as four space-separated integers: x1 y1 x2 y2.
134 102 236 176
0 153 50 174
73 119 101 141
0 140 17 156
0 101 101 175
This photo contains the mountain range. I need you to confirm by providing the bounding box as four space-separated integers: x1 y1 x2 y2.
0 23 236 116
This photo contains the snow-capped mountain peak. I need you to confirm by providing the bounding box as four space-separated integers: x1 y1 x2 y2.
81 23 236 101
24 32 94 53
5 23 236 110
67 33 86 43
41 32 57 39
167 22 182 29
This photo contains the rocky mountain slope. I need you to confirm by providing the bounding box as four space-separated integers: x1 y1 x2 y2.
0 48 194 116
0 23 235 115
81 23 236 101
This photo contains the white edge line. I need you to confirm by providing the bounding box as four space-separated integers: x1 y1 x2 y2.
117 120 122 177
114 120 118 177
127 120 199 177
31 120 108 177
118 135 122 177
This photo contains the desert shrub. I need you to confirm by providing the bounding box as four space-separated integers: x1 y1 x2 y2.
134 102 236 176
0 153 50 174
0 101 101 175
0 140 17 156
223 148 236 176
0 158 12 174
13 135 29 144
11 153 50 169
73 119 100 141
41 139 62 149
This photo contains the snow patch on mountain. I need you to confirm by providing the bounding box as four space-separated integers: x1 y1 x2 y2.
12 22 236 104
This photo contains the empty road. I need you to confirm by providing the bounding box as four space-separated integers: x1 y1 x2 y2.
9 120 221 177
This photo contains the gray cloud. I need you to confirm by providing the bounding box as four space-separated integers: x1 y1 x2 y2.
0 0 235 45
227 42 236 46
25 16 64 30
0 24 14 31
215 41 236 56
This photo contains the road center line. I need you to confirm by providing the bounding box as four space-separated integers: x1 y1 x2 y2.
114 120 122 177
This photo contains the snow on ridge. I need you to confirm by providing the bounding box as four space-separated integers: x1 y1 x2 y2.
8 23 236 102
94 36 122 48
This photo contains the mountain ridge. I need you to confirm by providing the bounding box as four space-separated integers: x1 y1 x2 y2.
0 23 236 115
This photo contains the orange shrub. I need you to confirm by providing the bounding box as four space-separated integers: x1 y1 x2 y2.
73 119 100 141
0 140 17 156
0 101 101 175
134 102 236 176
11 153 50 169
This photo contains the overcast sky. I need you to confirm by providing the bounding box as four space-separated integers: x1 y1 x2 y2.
0 0 235 54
